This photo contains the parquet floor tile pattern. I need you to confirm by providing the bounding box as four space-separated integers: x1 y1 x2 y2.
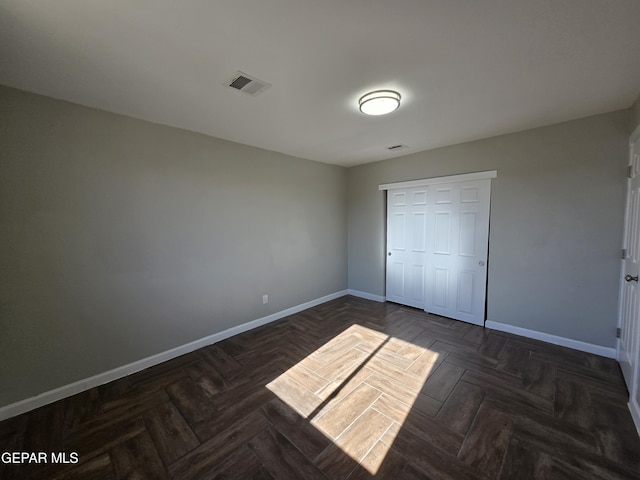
1 296 639 479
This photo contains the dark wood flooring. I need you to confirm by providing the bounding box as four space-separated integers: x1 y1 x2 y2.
1 296 639 479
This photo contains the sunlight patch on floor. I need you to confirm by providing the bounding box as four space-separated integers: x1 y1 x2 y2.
266 324 439 474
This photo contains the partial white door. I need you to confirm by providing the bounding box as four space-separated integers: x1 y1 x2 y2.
619 132 640 407
424 179 491 325
386 187 428 309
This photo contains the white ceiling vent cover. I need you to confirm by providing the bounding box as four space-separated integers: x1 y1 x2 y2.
226 71 271 96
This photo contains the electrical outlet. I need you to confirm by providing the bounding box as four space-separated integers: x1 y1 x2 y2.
262 294 269 305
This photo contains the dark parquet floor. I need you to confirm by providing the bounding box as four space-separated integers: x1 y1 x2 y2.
1 296 639 479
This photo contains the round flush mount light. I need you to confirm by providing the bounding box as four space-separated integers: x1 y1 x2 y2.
358 90 401 115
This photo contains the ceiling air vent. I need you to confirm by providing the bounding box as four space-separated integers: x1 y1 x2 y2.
226 71 271 96
387 144 408 151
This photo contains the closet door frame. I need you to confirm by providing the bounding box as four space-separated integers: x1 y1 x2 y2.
380 170 497 324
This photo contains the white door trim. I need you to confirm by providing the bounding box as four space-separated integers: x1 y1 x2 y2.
379 170 497 191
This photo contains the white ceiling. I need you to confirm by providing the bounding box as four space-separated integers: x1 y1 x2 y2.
1 1 639 167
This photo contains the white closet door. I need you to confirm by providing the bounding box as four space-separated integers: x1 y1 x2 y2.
424 179 491 325
385 187 428 309
619 132 640 422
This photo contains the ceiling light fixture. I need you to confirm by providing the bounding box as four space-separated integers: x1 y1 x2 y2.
358 90 401 115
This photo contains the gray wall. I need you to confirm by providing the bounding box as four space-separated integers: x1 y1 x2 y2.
0 82 633 410
0 85 347 408
348 111 629 347
633 95 640 133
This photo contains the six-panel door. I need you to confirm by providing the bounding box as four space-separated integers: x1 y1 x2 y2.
424 179 491 326
385 187 428 309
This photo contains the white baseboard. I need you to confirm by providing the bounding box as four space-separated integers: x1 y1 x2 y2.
485 320 617 359
0 290 349 421
347 289 386 302
630 399 640 438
